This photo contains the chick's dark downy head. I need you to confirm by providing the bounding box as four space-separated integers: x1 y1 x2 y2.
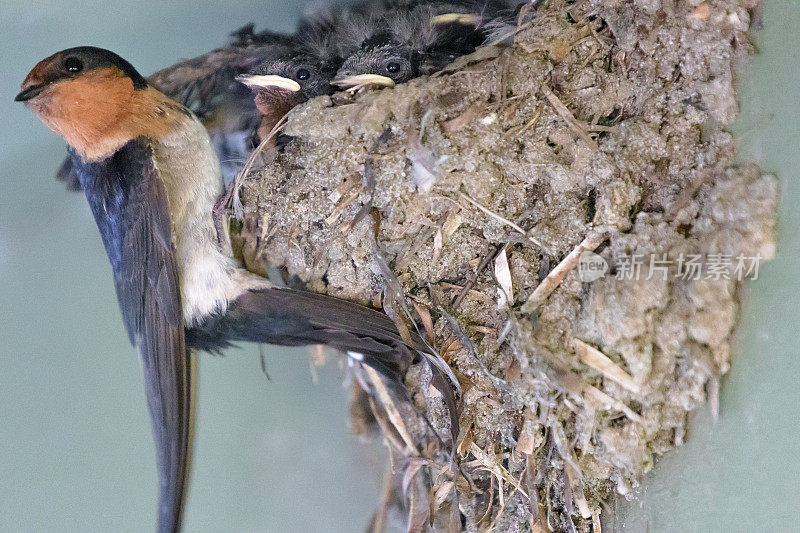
243 54 338 101
333 35 416 89
235 53 339 141
331 1 512 90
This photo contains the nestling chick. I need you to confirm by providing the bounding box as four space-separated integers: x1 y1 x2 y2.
333 0 511 89
236 50 339 141
235 10 367 139
18 45 456 533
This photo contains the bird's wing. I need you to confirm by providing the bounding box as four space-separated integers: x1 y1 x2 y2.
147 40 291 119
187 286 459 441
72 140 191 533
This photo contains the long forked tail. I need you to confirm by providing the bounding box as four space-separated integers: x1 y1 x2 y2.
140 344 194 533
186 286 458 440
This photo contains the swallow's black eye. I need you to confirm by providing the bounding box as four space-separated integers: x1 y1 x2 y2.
296 68 311 81
64 57 83 73
386 62 401 74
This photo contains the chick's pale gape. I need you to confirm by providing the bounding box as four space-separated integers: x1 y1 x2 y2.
16 46 453 533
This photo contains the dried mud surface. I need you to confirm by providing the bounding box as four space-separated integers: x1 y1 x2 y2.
235 0 775 530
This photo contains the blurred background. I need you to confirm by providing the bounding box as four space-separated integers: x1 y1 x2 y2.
0 1 797 532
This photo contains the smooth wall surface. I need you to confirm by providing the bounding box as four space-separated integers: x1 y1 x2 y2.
0 1 383 531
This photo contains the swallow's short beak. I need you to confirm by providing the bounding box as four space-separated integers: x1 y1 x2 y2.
14 84 46 102
236 74 301 92
332 74 396 90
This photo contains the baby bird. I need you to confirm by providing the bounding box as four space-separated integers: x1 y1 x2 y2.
333 0 508 89
17 46 453 532
235 11 366 140
236 49 339 142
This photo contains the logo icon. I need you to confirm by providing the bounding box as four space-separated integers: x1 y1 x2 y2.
578 251 608 282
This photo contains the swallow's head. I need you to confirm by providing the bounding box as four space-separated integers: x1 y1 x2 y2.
15 47 162 160
332 36 416 90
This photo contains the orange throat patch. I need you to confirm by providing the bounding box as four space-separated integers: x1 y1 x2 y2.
25 67 185 161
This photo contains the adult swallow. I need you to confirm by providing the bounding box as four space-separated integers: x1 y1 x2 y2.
332 0 509 89
18 46 455 532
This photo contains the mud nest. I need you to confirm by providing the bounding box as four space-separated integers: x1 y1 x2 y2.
231 0 775 530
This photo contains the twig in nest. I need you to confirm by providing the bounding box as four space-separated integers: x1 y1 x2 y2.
218 112 289 219
326 184 363 226
540 84 598 150
494 244 514 308
434 45 505 76
468 442 529 500
443 104 481 134
364 365 418 454
592 511 602 533
549 422 583 481
553 368 644 425
439 309 510 394
570 338 640 394
453 244 504 308
565 463 591 519
212 114 289 255
412 300 436 346
505 110 541 138
367 395 413 454
373 244 462 396
521 231 607 312
340 129 393 233
457 190 549 251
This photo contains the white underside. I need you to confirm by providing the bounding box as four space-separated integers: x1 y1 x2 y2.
150 116 248 326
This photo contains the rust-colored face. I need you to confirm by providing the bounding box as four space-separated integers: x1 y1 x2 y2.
16 47 181 161
21 64 136 158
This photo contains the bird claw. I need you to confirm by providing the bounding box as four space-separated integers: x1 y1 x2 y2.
212 190 235 255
